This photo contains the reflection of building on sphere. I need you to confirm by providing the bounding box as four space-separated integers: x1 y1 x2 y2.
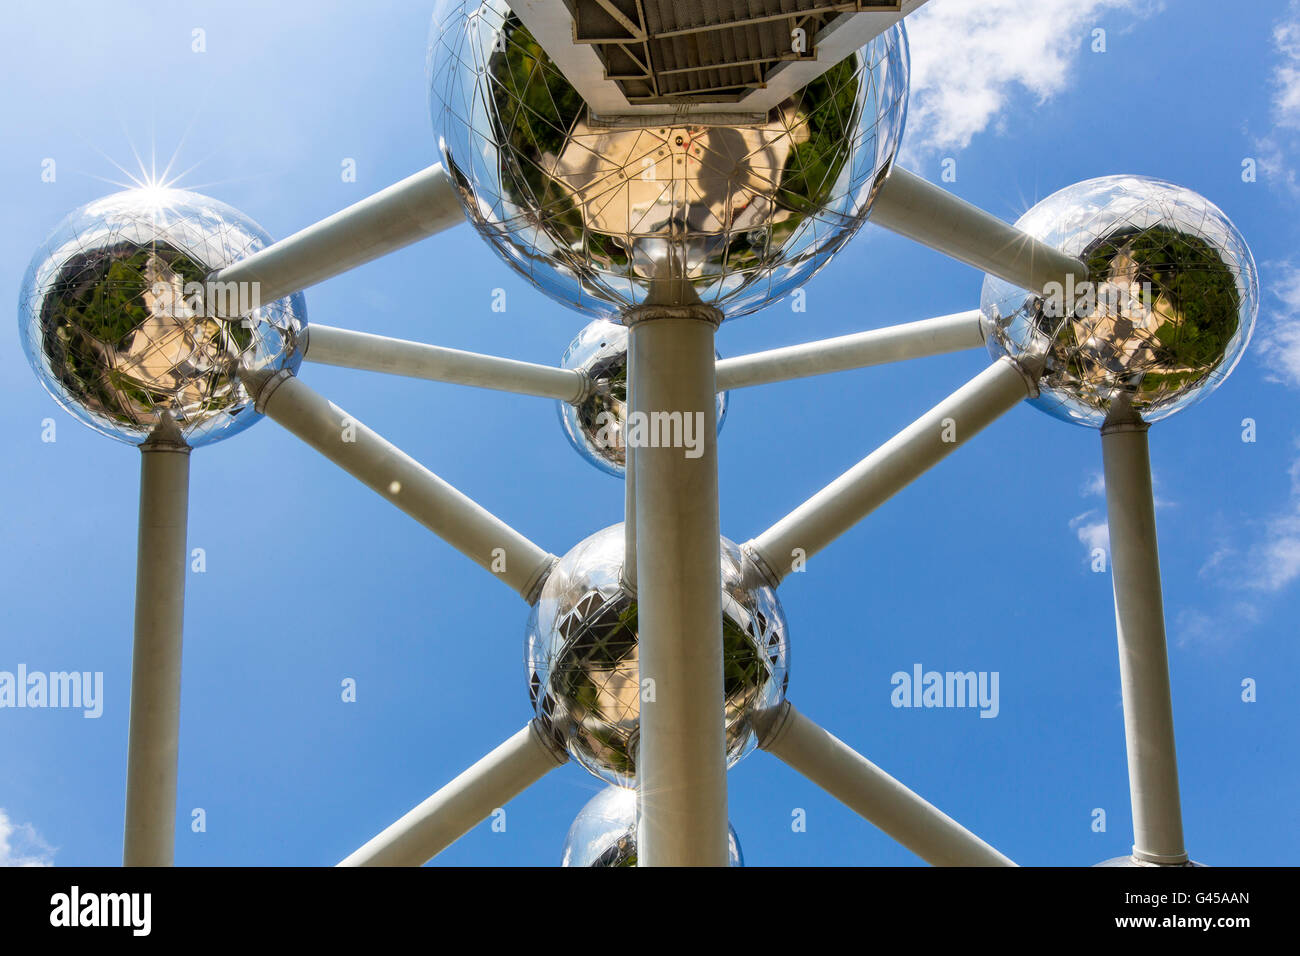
561 784 743 867
526 525 789 785
19 187 306 446
558 319 729 476
981 175 1258 427
429 0 909 318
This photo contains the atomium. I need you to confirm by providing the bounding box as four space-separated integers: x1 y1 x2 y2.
526 524 789 785
558 318 729 475
16 1 1267 869
981 175 1258 428
428 0 910 318
561 785 743 867
18 187 306 447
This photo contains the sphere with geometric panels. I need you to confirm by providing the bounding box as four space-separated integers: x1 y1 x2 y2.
561 784 743 867
18 187 306 447
526 524 789 785
558 318 729 476
981 175 1258 428
15 1 1266 872
428 0 910 319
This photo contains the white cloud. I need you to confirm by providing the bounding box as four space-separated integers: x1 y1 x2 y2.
902 0 1151 158
1179 447 1300 647
1257 261 1300 388
0 809 53 867
1273 5 1300 128
1070 509 1110 556
1199 545 1233 578
1257 1 1300 194
1171 429 1300 648
1072 474 1109 561
1243 452 1300 592
1173 608 1216 648
1255 510 1300 590
1174 603 1259 650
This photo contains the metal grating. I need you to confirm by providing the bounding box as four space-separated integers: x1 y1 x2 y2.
567 1 903 104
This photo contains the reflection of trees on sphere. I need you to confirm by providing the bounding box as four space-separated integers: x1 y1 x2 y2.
982 175 1257 427
526 526 789 785
19 188 306 446
430 0 910 317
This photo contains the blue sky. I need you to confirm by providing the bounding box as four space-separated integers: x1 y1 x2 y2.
2 0 1298 867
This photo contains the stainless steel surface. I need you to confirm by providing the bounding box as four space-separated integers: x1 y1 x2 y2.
558 318 728 475
429 1 909 318
525 524 789 785
982 175 1258 427
561 784 743 867
19 187 306 446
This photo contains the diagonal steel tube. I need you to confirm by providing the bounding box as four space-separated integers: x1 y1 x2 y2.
302 325 588 402
756 702 1015 866
243 369 556 602
872 167 1087 294
338 721 566 866
209 163 463 310
746 356 1036 585
715 310 986 391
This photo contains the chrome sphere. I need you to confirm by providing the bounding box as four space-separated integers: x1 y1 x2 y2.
526 525 789 785
558 319 729 476
19 187 306 446
429 1 909 319
982 176 1257 427
561 785 743 867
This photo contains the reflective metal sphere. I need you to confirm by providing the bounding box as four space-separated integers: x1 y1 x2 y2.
982 176 1257 427
558 319 729 476
526 525 789 785
561 785 743 867
19 187 306 446
429 1 909 319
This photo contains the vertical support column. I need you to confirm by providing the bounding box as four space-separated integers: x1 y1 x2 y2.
622 330 637 591
1102 410 1188 865
123 419 191 866
628 303 728 866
